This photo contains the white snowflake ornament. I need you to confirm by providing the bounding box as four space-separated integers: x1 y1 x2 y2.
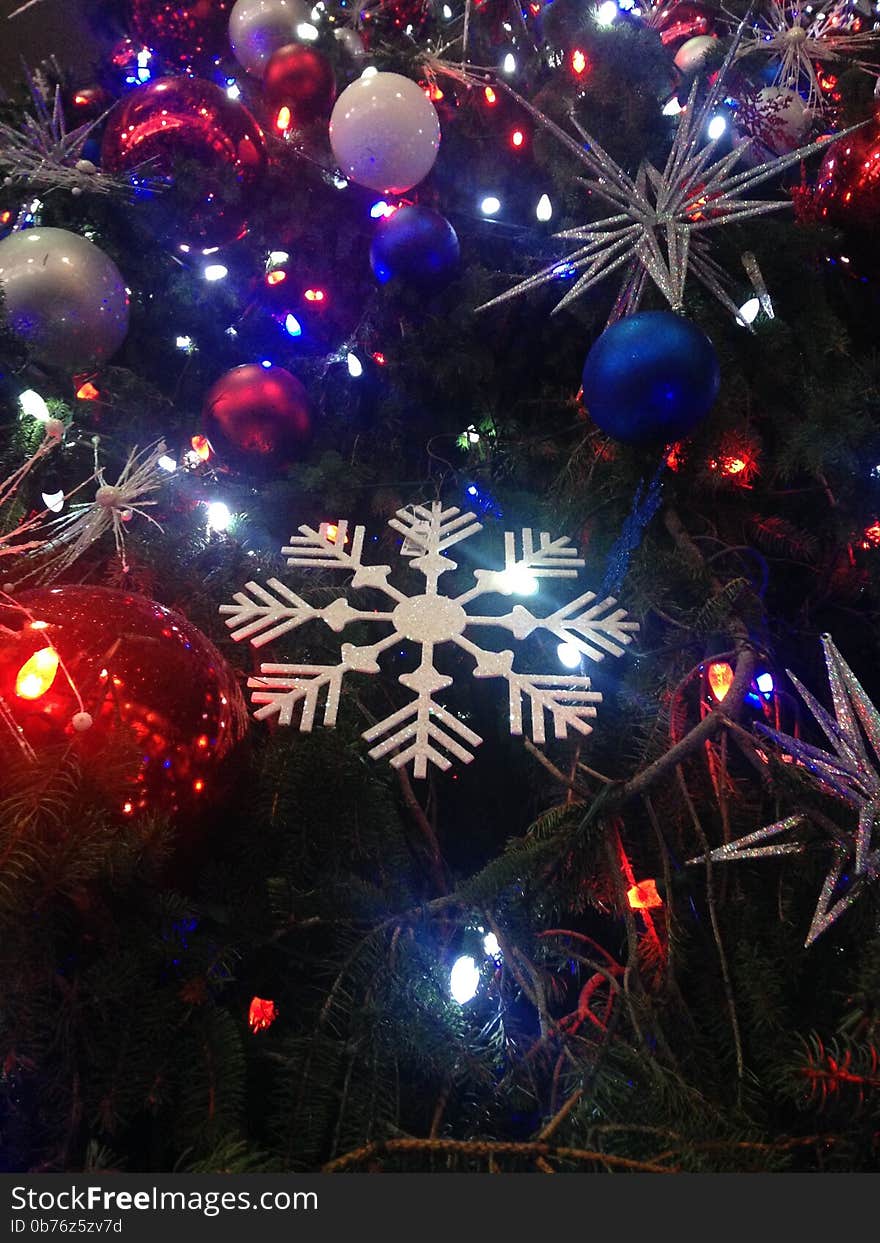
221 503 638 777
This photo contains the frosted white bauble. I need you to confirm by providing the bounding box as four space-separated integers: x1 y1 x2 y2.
329 71 440 195
750 87 811 154
674 34 716 74
228 0 310 77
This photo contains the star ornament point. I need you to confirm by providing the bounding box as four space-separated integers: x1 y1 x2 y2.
221 503 638 778
687 635 880 945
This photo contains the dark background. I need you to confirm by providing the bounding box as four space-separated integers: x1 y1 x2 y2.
1 1 97 88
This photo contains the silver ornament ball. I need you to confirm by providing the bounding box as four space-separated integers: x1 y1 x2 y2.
0 228 129 373
228 0 311 77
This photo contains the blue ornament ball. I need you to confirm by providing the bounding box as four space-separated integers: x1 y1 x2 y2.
581 311 720 444
370 206 460 289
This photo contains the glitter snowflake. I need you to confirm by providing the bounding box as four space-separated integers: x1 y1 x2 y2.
220 503 638 777
733 0 880 112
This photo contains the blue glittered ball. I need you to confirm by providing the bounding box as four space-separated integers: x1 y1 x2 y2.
370 205 460 289
581 311 720 444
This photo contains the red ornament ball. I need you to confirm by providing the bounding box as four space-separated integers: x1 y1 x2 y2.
202 364 311 473
652 1 715 50
264 43 336 125
815 121 880 231
100 76 267 248
130 0 232 66
0 587 247 817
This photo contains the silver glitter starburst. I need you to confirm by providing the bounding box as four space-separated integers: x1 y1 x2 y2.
0 69 144 200
687 635 880 945
465 22 861 325
732 0 880 111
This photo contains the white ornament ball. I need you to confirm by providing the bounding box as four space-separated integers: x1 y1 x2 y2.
329 72 440 195
0 227 129 373
674 34 717 74
747 87 811 156
71 711 94 733
228 0 311 77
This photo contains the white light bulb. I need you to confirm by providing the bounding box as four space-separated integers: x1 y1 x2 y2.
662 96 684 116
595 0 618 25
269 250 290 266
756 672 774 695
480 195 501 216
442 3 453 15
158 454 177 473
557 642 582 669
41 488 65 514
285 313 303 338
347 352 364 378
450 955 480 1004
361 66 379 79
206 501 232 533
175 335 193 351
483 932 501 958
296 22 320 40
466 426 480 444
502 565 539 596
502 52 516 74
736 297 760 326
707 114 727 140
226 82 241 100
18 389 50 422
203 264 228 282
536 193 553 222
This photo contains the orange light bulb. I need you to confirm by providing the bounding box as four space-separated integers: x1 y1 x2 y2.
707 661 735 703
15 647 60 700
249 996 278 1033
627 879 663 910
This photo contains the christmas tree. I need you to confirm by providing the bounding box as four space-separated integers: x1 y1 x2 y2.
1 0 880 1175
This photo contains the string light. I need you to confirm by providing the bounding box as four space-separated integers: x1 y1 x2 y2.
15 647 60 700
756 672 774 695
203 264 228 282
269 250 290 266
296 22 319 39
158 454 177 473
449 955 480 1004
501 565 539 596
190 434 212 461
502 52 516 74
571 48 589 76
248 997 278 1033
225 80 241 100
41 488 65 513
76 381 100 401
175 335 194 351
370 200 395 218
557 642 582 669
707 114 727 140
480 195 501 216
595 1 618 26
737 297 761 326
707 661 735 702
510 129 525 149
18 389 50 421
536 194 553 222
284 313 303 338
627 879 663 910
484 86 497 105
275 106 291 131
662 96 684 116
205 501 232 533
304 288 326 302
482 932 501 958
266 270 287 286
347 352 363 378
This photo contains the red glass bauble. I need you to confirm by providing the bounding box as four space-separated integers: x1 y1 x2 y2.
202 364 311 473
264 43 336 125
130 0 232 66
0 587 247 817
100 76 267 248
652 1 714 50
814 121 880 231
